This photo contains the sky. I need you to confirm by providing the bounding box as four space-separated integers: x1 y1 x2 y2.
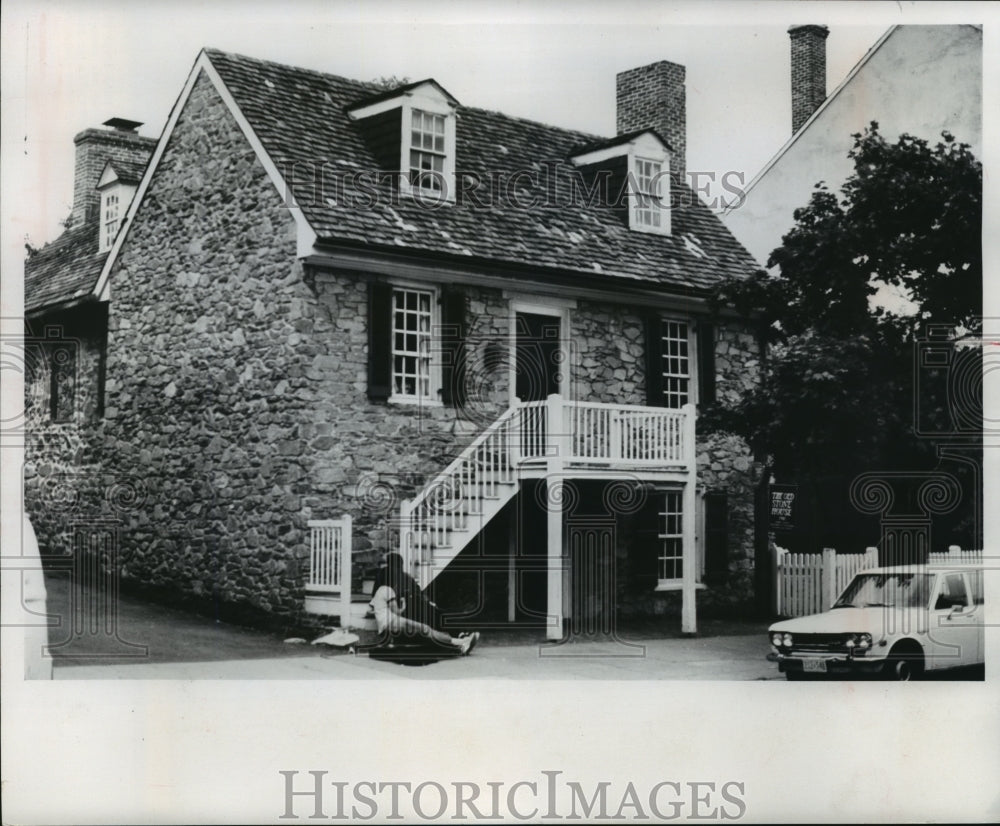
0 0 905 249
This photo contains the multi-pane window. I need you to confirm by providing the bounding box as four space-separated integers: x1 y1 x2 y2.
392 287 433 399
633 157 664 229
409 109 446 192
103 192 120 251
661 320 690 408
658 491 684 582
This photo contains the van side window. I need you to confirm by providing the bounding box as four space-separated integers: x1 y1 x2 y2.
935 573 970 610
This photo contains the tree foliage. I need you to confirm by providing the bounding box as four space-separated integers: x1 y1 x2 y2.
708 124 981 546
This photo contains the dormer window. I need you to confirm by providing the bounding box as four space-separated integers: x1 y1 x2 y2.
97 159 144 252
409 109 447 192
348 80 458 202
570 129 672 235
634 157 666 230
102 191 120 251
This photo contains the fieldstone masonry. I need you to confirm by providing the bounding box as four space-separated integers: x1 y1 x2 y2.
25 69 762 624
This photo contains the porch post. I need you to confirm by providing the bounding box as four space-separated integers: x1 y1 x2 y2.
508 511 517 623
546 393 565 641
681 403 698 634
339 515 353 628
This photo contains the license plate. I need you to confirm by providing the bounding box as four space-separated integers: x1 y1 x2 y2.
803 658 828 673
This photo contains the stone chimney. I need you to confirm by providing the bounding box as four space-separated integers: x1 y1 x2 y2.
71 118 156 228
789 25 829 134
616 61 686 182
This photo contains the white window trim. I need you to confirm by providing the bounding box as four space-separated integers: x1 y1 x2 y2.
399 95 457 204
570 131 671 235
655 488 684 586
387 280 443 407
506 297 574 405
101 191 120 253
347 83 458 204
658 315 698 409
632 155 670 235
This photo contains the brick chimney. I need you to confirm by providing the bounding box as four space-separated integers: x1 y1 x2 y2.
71 118 156 228
789 25 829 134
616 61 686 182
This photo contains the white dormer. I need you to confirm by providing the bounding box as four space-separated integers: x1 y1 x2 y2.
570 130 672 236
96 161 142 252
347 80 459 203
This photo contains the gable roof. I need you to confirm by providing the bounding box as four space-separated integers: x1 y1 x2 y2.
100 158 148 186
346 78 459 111
39 48 759 315
202 48 757 296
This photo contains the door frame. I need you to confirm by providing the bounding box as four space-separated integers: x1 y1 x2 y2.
506 293 575 405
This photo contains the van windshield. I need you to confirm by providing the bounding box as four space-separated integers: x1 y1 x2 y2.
833 573 934 609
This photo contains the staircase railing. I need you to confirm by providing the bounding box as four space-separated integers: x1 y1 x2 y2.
398 396 694 580
399 404 521 573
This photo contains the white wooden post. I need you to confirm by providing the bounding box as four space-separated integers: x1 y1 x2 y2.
339 515 353 627
399 497 413 582
546 393 565 641
508 511 518 623
822 547 837 610
681 403 698 634
510 397 524 470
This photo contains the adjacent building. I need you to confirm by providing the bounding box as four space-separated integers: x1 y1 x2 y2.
723 24 982 266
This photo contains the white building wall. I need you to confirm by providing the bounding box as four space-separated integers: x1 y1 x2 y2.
723 25 982 266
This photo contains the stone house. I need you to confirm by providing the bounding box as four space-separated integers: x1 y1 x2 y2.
723 24 982 266
24 49 763 637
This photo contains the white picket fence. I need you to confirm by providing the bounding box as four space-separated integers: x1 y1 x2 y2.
775 547 878 617
305 516 352 624
928 548 983 565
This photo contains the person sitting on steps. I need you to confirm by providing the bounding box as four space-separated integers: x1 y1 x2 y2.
369 552 480 656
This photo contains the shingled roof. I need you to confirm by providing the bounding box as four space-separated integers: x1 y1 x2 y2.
205 49 759 295
24 223 105 314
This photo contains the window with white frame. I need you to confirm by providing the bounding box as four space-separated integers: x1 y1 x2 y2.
633 157 665 230
658 491 684 583
391 287 434 400
102 191 120 252
661 320 690 408
409 109 446 193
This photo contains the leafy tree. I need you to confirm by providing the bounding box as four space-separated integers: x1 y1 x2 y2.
709 123 982 550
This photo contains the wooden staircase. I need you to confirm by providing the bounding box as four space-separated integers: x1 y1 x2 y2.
397 396 694 588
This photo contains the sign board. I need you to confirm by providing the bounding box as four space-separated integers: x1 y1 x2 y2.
769 485 797 532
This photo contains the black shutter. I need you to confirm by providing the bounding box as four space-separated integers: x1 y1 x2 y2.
632 488 662 591
697 321 716 406
645 314 664 407
368 282 392 401
439 287 466 408
704 491 729 586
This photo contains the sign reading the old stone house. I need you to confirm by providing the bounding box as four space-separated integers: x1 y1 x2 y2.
769 485 797 532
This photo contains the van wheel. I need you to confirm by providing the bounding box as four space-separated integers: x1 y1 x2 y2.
883 645 924 681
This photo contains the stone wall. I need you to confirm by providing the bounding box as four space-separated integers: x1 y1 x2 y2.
23 305 109 557
696 319 764 606
570 300 646 405
101 70 318 619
